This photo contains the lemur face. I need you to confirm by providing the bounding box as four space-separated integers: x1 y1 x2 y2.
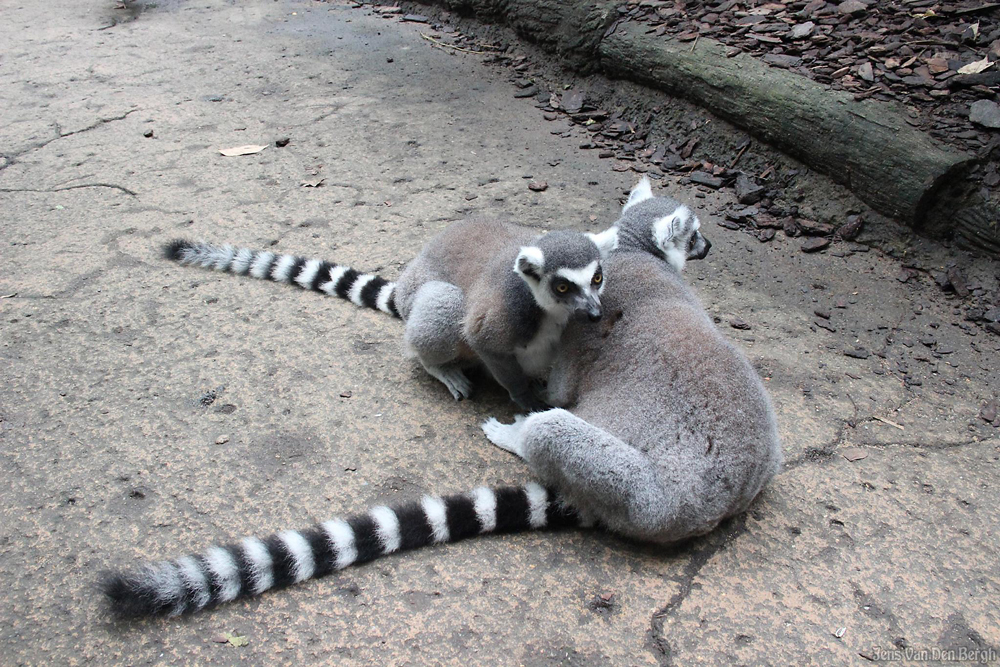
652 206 711 273
545 260 605 322
514 228 617 322
620 177 712 272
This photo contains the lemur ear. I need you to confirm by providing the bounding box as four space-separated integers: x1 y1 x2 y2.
652 206 692 250
514 246 545 282
622 176 654 212
586 227 619 259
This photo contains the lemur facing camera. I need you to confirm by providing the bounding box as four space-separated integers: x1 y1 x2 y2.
103 180 780 620
166 217 617 410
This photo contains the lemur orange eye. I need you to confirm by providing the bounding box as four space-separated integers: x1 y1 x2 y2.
556 283 570 294
592 272 603 285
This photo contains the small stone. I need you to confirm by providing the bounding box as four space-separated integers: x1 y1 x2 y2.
689 171 724 189
215 435 230 445
814 309 831 319
790 22 815 39
982 401 998 424
758 229 776 242
969 100 1000 129
730 317 752 330
386 57 394 63
843 347 870 359
801 237 831 253
513 86 539 98
561 90 585 114
143 129 154 138
926 57 949 74
946 267 970 298
734 173 765 204
838 0 866 14
543 112 559 121
275 137 291 147
528 181 548 192
983 307 1000 323
836 215 864 240
858 61 874 82
401 14 429 22
340 390 353 398
797 219 836 236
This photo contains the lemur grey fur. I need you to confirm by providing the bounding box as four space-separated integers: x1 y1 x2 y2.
482 177 782 544
165 218 617 410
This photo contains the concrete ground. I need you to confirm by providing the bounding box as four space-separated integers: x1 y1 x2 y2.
1 0 998 664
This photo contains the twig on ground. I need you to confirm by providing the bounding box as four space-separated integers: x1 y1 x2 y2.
729 141 750 168
873 415 905 430
420 33 489 54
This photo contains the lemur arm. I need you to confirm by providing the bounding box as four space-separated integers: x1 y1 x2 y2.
477 350 549 412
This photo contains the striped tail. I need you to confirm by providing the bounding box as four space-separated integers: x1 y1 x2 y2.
164 239 400 318
101 483 583 619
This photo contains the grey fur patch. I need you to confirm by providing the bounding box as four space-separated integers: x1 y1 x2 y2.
532 230 602 271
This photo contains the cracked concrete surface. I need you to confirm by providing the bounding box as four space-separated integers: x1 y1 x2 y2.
1 0 998 664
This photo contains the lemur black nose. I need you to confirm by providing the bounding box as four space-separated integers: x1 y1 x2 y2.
588 311 603 322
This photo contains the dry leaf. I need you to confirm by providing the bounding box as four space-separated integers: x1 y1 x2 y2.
840 447 868 462
218 144 267 157
225 633 249 647
958 58 993 75
300 177 325 188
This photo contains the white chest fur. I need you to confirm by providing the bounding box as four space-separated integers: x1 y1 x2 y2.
515 312 569 378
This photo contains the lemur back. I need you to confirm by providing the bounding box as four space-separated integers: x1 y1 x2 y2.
483 178 782 544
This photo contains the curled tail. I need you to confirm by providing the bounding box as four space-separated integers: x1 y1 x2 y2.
102 483 583 619
165 239 400 318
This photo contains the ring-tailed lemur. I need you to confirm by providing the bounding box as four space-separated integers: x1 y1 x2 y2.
165 217 617 410
102 483 588 618
481 177 781 544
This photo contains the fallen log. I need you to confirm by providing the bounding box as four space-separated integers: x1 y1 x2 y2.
410 2 995 253
598 23 974 231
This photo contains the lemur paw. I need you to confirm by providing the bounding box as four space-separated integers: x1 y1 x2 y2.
426 365 473 401
481 417 526 459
